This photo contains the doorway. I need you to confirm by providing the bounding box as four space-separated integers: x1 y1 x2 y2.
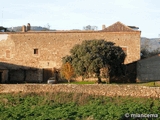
43 68 53 83
0 72 2 83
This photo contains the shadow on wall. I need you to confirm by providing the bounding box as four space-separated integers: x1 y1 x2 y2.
0 61 137 84
110 62 137 83
0 62 59 84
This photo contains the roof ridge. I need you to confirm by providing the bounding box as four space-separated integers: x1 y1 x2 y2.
102 21 137 32
116 21 136 31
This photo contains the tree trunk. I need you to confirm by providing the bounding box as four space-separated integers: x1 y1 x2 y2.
106 65 111 84
96 71 101 84
54 70 59 83
68 79 70 83
97 76 102 84
82 76 84 81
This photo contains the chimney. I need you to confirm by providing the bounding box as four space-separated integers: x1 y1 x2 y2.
102 24 106 30
22 25 26 32
27 23 31 31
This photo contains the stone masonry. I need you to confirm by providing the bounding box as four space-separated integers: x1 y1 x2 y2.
0 21 141 82
0 84 160 98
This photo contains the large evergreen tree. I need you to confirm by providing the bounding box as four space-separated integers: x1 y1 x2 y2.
62 40 126 83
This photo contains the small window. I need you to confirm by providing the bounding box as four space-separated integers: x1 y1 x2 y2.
34 49 38 54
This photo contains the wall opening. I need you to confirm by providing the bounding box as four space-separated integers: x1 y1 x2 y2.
43 68 53 83
34 49 38 54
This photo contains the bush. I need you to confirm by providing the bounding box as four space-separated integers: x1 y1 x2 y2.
0 93 160 120
60 62 74 83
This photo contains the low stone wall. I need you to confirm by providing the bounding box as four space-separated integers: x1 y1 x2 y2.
0 84 160 98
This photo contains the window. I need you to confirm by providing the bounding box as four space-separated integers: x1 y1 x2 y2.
34 49 38 54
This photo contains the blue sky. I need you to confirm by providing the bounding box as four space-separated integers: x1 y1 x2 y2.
0 0 160 38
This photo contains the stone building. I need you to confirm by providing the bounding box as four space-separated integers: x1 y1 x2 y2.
0 21 141 83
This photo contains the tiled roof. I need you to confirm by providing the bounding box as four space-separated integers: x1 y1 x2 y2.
101 21 138 32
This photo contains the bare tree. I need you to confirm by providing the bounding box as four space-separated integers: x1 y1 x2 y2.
83 25 98 30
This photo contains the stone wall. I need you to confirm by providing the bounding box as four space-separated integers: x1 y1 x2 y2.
8 69 42 83
0 31 140 69
137 55 160 82
0 28 140 83
0 84 160 98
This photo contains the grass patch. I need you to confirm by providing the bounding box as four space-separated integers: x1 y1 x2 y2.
0 92 160 120
103 81 160 87
138 81 160 87
71 81 95 84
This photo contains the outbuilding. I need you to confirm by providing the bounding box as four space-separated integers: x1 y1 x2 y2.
137 54 160 82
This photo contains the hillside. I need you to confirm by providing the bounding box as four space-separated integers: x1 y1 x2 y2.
141 37 160 52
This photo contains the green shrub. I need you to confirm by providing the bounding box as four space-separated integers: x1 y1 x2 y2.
0 93 159 120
